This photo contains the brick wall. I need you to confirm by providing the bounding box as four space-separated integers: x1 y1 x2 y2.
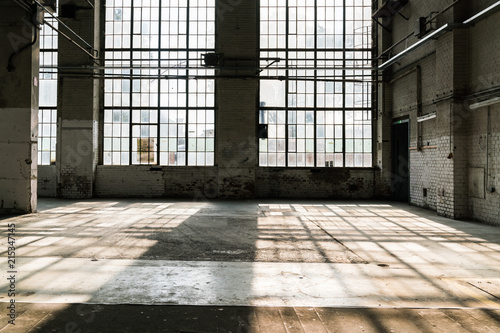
256 168 375 199
94 166 375 200
38 165 56 197
380 0 500 225
409 148 438 211
465 0 500 225
467 105 500 226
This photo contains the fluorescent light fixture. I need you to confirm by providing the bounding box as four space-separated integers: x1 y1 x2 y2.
378 24 451 71
463 0 500 25
417 112 437 122
469 96 500 110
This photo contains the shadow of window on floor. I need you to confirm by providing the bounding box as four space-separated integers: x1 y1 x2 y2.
2 199 500 332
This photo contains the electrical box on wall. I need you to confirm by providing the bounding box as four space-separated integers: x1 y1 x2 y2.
258 124 268 139
202 53 224 67
415 17 428 38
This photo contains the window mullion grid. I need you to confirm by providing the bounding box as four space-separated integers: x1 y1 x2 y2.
185 0 190 166
371 2 377 168
128 0 135 165
157 0 162 166
285 0 289 167
342 0 346 167
313 0 317 167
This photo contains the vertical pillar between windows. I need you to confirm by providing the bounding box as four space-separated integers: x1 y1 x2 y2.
56 0 100 198
0 2 39 213
216 0 258 198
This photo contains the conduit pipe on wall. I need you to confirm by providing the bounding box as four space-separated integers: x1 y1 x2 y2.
485 107 496 193
416 66 423 149
487 107 491 192
7 3 39 72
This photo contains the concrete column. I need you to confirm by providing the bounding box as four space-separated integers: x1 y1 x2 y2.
435 3 469 219
56 0 100 198
0 1 40 213
215 0 258 198
374 0 394 198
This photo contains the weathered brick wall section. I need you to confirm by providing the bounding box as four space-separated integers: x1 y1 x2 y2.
256 169 375 199
382 0 500 224
95 166 375 199
410 66 439 210
435 102 455 217
380 0 443 209
434 20 470 220
409 148 438 211
216 80 258 199
468 106 500 226
96 166 168 198
466 2 500 226
38 165 57 197
467 3 500 90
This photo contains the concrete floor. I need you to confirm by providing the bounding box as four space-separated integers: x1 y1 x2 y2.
1 199 500 332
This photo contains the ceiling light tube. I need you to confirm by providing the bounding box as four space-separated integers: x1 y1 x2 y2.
417 112 437 122
469 96 500 110
463 0 500 25
378 24 450 71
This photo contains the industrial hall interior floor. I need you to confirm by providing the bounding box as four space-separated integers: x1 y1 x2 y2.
1 198 500 332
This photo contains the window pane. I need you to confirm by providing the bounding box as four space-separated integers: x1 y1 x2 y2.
38 4 59 165
104 1 215 166
259 1 372 168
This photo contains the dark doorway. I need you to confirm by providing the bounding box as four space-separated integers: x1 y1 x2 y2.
392 120 409 202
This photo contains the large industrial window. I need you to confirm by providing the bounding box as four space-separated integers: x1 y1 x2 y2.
259 0 373 167
104 0 215 166
38 9 58 165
